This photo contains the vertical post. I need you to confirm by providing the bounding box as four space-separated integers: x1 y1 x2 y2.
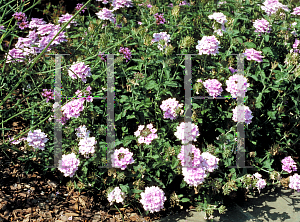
229 53 253 169
106 54 115 169
183 54 193 168
45 54 69 180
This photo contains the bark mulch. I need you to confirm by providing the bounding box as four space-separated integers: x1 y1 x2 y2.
0 145 196 222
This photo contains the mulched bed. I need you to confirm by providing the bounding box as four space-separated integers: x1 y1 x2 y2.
0 146 199 222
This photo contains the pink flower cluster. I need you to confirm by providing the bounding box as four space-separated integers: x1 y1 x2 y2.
196 35 220 56
232 105 253 125
41 89 54 102
151 32 171 51
226 74 250 98
253 18 272 36
261 0 290 16
140 186 166 213
78 137 97 158
95 8 116 23
68 62 92 83
134 124 158 145
111 147 135 170
174 122 200 144
179 1 190 6
96 0 110 4
107 187 126 205
203 79 223 98
160 98 184 120
244 48 264 62
9 136 26 145
119 47 132 62
26 129 49 151
252 173 267 193
208 12 227 36
98 51 107 62
177 145 219 187
5 18 67 63
293 39 300 53
75 125 91 139
154 13 166 25
112 0 133 11
75 3 87 14
61 98 85 119
58 153 80 177
291 6 300 15
12 12 29 30
75 86 93 102
58 13 78 29
289 174 300 192
281 156 297 173
228 66 238 74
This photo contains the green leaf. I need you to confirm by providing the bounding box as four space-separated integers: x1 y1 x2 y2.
244 42 256 48
262 47 273 56
264 35 269 42
70 33 82 38
180 198 190 202
267 111 277 120
164 81 178 88
132 189 143 193
145 80 158 90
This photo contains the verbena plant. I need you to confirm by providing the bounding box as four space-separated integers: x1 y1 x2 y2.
1 0 300 220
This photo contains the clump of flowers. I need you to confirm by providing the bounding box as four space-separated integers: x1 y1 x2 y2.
78 136 97 158
203 79 223 98
291 6 300 16
196 35 220 56
228 66 238 74
41 89 54 102
119 47 132 62
111 147 135 170
58 153 80 177
289 174 300 192
177 144 203 167
154 13 165 25
58 13 78 29
112 0 133 11
261 0 290 16
12 12 29 30
74 86 93 102
293 39 300 53
160 98 184 120
252 173 267 194
98 51 107 62
174 122 200 144
95 7 116 23
28 18 46 29
68 62 92 83
134 124 158 145
201 152 220 173
75 125 91 139
244 48 265 62
151 32 171 51
232 105 253 125
253 18 272 36
226 74 250 98
208 12 227 36
281 156 298 173
26 129 49 151
140 186 167 213
107 187 126 205
75 3 87 14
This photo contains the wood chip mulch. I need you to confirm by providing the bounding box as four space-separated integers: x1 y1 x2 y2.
0 146 196 222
